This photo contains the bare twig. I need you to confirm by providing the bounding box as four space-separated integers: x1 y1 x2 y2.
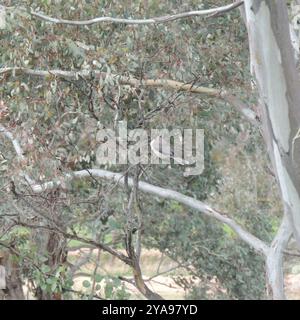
0 124 35 185
0 124 25 161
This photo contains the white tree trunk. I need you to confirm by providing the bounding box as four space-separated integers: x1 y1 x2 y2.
244 0 300 248
0 265 6 290
266 215 292 299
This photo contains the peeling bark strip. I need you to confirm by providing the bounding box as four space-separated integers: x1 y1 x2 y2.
244 0 300 246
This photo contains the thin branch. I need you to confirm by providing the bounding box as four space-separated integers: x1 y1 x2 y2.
0 124 25 161
146 264 184 282
123 173 163 300
28 169 270 256
283 250 300 257
208 1 244 17
27 2 243 26
1 125 164 300
90 249 101 299
0 67 257 124
0 67 220 95
220 91 259 126
10 219 132 266
67 245 96 252
1 121 265 256
0 124 35 185
118 276 135 285
68 250 93 276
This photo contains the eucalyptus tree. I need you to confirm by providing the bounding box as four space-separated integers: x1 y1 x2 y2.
1 0 300 300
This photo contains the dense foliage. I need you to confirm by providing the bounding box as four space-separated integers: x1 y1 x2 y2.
0 0 281 300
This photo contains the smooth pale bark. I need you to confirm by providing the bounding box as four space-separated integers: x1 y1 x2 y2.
0 265 6 290
28 2 243 26
266 214 292 300
244 1 300 248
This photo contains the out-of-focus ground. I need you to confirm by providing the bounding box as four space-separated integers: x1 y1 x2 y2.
284 254 300 300
70 249 300 300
